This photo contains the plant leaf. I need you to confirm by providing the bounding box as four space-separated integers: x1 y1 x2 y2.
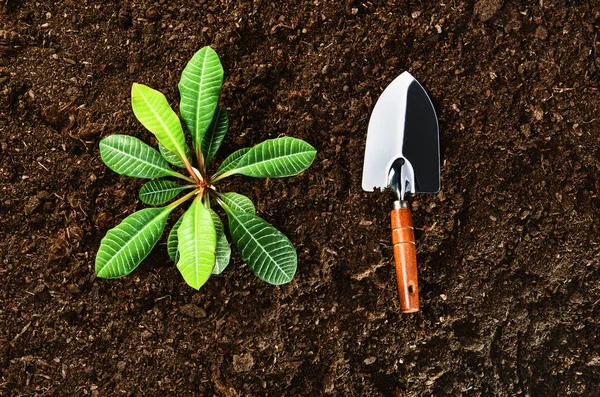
215 147 251 176
225 209 297 285
226 137 316 178
201 106 229 163
214 234 231 275
96 207 172 278
100 134 178 179
131 83 190 163
159 143 191 169
167 214 184 263
218 192 255 215
177 198 216 289
209 209 231 274
139 180 189 206
178 47 224 155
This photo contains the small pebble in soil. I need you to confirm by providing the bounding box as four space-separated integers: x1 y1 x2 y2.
37 190 51 201
232 353 255 372
535 26 548 41
24 196 41 215
474 0 504 22
364 357 377 365
117 361 127 371
179 303 206 319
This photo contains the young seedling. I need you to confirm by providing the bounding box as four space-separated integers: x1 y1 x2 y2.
95 47 316 289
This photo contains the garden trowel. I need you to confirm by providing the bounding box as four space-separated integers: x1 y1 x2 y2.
362 72 440 313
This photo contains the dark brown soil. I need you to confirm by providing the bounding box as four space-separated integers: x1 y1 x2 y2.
2 1 600 395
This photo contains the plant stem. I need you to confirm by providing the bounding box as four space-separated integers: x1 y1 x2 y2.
210 171 233 183
182 158 202 186
171 171 196 184
195 148 209 181
212 191 230 212
203 190 210 208
167 189 199 210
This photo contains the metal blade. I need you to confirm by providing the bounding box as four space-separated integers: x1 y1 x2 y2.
362 72 440 198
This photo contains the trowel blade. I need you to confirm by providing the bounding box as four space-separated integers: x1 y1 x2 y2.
362 72 440 196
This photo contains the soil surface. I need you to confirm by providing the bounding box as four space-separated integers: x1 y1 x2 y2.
2 1 600 395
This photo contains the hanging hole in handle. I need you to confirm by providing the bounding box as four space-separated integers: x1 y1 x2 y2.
408 284 415 294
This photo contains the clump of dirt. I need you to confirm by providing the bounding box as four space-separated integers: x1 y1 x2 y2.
1 1 599 395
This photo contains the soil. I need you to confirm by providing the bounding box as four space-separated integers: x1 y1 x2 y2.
1 0 600 395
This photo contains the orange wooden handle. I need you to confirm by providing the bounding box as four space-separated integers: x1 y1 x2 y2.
391 205 419 313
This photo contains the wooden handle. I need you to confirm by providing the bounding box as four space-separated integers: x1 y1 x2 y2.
391 205 419 313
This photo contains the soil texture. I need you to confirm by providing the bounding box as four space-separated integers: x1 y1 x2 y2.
1 0 600 395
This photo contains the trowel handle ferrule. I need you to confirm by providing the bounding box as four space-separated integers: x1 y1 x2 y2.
391 202 419 313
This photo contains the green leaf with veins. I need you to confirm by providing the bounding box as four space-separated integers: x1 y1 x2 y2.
202 106 229 163
96 207 172 278
99 134 181 179
167 214 183 263
215 147 250 176
178 47 224 155
177 198 216 289
223 137 316 178
139 180 189 206
214 233 231 275
158 143 191 169
218 192 255 215
131 83 190 164
168 208 231 274
209 209 231 274
224 207 297 285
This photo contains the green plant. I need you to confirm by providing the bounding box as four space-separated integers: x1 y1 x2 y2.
95 47 316 289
